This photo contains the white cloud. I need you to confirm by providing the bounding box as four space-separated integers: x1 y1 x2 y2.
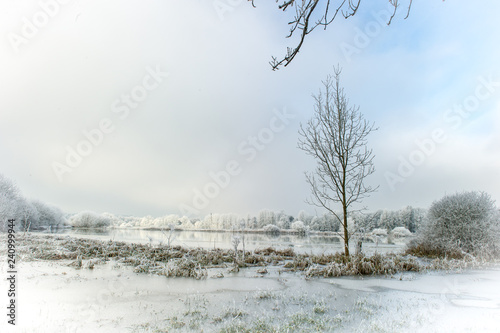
1 1 500 217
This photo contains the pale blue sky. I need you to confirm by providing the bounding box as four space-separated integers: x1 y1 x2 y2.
1 1 499 218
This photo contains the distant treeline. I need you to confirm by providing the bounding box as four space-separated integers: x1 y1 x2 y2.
1 173 424 233
100 207 426 233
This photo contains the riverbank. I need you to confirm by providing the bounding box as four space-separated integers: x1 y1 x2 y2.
2 234 496 279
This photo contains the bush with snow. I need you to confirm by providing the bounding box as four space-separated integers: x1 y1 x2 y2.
69 211 112 228
291 221 307 234
391 227 412 237
263 224 281 234
411 191 500 258
371 228 388 236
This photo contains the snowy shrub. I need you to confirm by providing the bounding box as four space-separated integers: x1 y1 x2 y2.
411 191 500 258
263 224 281 234
371 228 388 236
305 253 422 278
162 258 207 279
69 211 112 228
291 221 307 234
391 227 412 237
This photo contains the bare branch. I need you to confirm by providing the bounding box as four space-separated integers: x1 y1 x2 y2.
263 0 420 69
342 0 361 19
270 0 320 70
298 66 377 255
387 0 399 25
404 0 413 20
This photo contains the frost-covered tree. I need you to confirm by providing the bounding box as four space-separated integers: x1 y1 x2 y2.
0 174 66 231
417 191 500 257
196 213 241 230
368 210 383 230
0 174 23 230
298 67 377 256
258 210 276 228
355 207 425 233
398 206 426 232
311 213 337 232
250 216 258 229
309 216 320 231
277 214 293 230
245 213 252 229
178 216 195 230
325 213 341 232
297 210 313 225
379 210 399 231
19 200 40 231
30 199 66 228
223 213 240 229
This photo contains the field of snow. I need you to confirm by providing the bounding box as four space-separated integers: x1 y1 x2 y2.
1 254 499 332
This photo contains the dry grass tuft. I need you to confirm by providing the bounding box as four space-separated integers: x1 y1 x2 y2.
3 234 498 280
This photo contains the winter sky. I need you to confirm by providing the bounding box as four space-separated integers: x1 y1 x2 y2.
1 1 499 218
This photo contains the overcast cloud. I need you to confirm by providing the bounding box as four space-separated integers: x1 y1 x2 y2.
1 0 499 218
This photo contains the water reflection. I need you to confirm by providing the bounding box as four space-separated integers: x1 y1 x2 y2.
38 228 405 254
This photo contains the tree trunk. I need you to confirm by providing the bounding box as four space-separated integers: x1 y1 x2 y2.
343 204 349 256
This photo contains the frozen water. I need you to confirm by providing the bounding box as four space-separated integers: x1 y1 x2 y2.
1 257 499 332
36 228 406 255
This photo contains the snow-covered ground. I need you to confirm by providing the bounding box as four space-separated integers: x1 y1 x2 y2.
1 258 499 332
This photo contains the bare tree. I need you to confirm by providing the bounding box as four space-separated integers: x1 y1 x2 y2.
249 0 418 70
0 174 23 231
20 200 40 233
298 66 377 256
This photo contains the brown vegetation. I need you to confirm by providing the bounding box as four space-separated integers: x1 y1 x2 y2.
3 234 498 280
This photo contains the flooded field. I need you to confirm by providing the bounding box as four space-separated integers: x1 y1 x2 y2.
36 228 407 255
1 258 499 333
1 233 498 333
